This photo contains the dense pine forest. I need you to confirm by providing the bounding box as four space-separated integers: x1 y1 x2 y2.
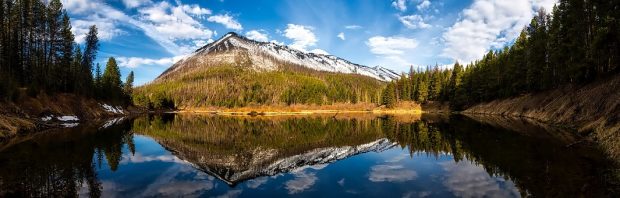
383 0 619 110
0 0 132 104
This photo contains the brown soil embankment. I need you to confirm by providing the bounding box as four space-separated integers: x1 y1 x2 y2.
463 74 620 161
0 93 133 140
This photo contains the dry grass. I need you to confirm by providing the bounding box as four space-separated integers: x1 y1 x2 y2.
177 102 424 115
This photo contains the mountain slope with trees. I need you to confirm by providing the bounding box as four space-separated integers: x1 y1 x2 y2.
133 33 391 110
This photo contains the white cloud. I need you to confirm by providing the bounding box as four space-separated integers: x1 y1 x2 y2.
215 190 243 198
392 0 407 11
72 14 125 43
193 40 209 48
122 0 151 8
369 165 417 182
120 152 187 164
65 0 215 55
309 49 329 55
398 15 431 29
285 171 318 194
441 0 558 63
345 25 363 30
117 55 187 68
367 36 418 56
207 14 243 30
338 178 345 186
246 30 269 42
367 36 419 68
441 160 520 198
246 177 268 189
283 24 318 51
62 0 98 13
138 1 214 40
417 0 431 10
180 4 212 16
337 32 345 40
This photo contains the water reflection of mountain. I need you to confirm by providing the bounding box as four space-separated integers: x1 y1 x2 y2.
0 120 135 197
131 114 394 185
135 114 615 196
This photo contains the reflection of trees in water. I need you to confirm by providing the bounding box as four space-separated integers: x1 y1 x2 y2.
0 120 135 197
0 115 614 197
132 114 386 158
381 115 613 197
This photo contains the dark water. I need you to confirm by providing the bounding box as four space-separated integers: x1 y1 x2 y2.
0 114 617 197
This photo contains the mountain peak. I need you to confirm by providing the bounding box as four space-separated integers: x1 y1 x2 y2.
167 32 399 81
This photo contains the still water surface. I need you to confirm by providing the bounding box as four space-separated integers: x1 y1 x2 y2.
0 114 616 197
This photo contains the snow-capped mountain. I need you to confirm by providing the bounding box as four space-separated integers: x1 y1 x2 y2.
156 32 399 81
164 138 396 185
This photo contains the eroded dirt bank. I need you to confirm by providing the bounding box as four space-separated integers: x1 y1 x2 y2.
0 93 134 140
463 74 620 161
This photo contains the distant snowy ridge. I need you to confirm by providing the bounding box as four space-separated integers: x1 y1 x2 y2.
181 138 396 185
158 32 400 81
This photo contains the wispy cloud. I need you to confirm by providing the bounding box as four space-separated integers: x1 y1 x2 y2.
337 32 345 40
344 25 362 30
64 0 215 56
208 14 243 30
398 15 431 29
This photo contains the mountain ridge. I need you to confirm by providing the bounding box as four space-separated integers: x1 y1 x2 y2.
156 32 399 82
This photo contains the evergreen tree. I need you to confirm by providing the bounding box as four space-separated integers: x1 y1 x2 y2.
101 57 122 102
94 63 102 97
124 71 134 95
382 82 396 108
81 25 99 95
415 75 428 103
72 46 84 93
59 12 74 92
447 62 463 100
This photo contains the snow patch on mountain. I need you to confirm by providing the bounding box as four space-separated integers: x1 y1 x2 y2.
161 32 400 81
196 138 396 185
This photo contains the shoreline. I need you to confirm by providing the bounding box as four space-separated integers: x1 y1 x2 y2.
172 109 425 116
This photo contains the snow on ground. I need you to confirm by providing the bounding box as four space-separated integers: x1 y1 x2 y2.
41 116 52 121
100 117 125 129
101 103 124 114
57 115 79 122
61 123 79 128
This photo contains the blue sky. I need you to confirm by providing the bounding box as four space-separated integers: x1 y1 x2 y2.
62 0 556 85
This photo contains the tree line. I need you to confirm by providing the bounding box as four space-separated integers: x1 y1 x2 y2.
0 0 133 104
383 0 619 110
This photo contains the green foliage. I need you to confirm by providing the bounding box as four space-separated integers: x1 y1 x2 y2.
381 83 396 108
383 2 620 110
0 0 127 103
133 65 384 109
100 57 124 103
124 71 134 95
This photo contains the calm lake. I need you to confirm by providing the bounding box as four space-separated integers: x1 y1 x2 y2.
0 114 617 197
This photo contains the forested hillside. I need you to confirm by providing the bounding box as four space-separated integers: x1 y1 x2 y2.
133 33 390 109
134 63 385 109
383 0 619 110
0 0 132 104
